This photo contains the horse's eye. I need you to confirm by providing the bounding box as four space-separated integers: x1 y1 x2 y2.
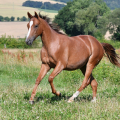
35 25 38 28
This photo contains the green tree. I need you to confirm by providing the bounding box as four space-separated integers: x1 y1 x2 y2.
54 0 110 37
11 16 15 21
54 1 79 36
0 16 3 21
75 2 100 35
96 13 109 37
17 17 20 21
21 16 27 21
4 17 10 21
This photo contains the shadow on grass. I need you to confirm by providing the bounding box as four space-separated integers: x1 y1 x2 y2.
24 92 93 104
24 93 30 100
22 86 120 104
24 91 120 105
27 93 93 104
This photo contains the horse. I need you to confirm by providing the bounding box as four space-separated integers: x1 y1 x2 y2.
26 12 120 104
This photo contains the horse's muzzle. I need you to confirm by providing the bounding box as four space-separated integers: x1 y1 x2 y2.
26 37 35 45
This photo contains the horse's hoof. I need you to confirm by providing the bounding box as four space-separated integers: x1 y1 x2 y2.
29 100 34 104
91 97 96 103
59 92 62 97
68 99 74 103
56 91 61 97
68 97 74 103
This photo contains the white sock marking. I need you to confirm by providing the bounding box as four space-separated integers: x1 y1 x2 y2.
73 91 80 98
26 21 33 39
68 91 80 103
91 97 96 103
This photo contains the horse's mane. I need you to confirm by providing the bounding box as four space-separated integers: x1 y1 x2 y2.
36 13 65 35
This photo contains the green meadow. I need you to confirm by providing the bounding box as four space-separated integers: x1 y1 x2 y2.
0 46 120 119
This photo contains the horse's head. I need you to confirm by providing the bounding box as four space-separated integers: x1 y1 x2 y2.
26 12 42 45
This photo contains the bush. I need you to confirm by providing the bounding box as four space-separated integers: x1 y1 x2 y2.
0 35 41 48
93 31 104 40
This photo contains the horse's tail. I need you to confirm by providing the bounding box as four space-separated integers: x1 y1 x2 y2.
101 43 120 67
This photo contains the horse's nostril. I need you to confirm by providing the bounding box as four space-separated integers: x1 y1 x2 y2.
26 39 33 45
26 40 29 45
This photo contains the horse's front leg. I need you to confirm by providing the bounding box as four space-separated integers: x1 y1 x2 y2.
29 63 50 104
48 61 65 96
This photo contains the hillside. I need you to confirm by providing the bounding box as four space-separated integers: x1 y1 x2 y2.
0 0 59 19
0 0 64 6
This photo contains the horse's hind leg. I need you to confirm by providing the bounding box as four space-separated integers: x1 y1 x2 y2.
90 78 98 102
81 66 98 102
68 57 99 103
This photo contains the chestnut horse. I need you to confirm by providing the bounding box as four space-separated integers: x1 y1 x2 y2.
26 12 120 104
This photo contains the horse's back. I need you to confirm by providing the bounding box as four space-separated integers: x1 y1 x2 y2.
66 35 104 69
76 35 104 55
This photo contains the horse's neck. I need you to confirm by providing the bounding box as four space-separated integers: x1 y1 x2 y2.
41 21 58 49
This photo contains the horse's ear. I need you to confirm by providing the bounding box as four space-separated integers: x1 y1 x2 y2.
34 12 39 19
27 12 33 19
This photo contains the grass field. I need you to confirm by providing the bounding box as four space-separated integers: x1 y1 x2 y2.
0 48 120 119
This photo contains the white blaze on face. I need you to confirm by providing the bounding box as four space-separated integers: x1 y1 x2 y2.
27 21 33 39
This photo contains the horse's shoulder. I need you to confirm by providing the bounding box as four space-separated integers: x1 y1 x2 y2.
41 47 49 63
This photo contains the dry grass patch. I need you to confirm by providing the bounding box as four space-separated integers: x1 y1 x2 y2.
0 48 41 67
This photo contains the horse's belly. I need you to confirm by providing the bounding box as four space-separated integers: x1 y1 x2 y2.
66 57 88 70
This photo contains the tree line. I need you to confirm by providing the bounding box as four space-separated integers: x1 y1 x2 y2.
0 16 28 22
53 0 120 40
22 1 65 11
54 0 120 10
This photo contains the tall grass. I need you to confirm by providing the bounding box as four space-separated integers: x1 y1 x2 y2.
0 49 120 119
